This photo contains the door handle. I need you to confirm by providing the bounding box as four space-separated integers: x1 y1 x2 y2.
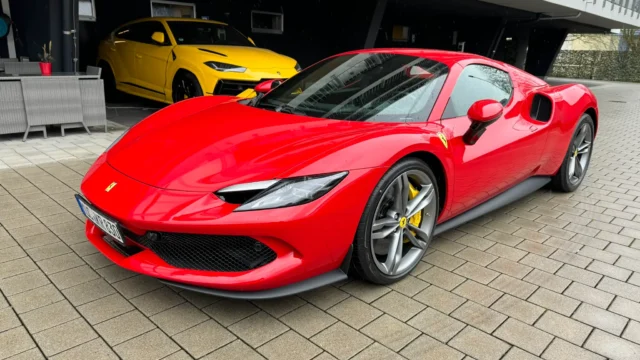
529 125 538 132
109 47 116 52
135 54 143 59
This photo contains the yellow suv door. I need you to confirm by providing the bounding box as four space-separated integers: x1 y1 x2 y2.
108 25 138 85
132 20 174 101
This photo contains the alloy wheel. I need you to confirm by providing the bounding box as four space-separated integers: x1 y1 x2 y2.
370 170 437 276
568 123 593 184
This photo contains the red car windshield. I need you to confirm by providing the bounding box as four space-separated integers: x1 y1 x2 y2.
254 53 449 122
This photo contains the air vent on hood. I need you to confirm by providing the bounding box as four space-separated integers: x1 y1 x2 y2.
198 48 227 57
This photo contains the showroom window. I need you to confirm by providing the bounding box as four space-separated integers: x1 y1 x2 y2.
251 10 284 34
79 0 96 22
151 0 196 18
443 64 513 119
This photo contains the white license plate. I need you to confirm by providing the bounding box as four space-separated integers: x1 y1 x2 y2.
75 195 124 244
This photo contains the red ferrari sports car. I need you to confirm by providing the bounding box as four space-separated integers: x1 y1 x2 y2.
77 49 597 299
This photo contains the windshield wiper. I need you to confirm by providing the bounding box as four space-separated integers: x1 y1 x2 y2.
276 104 307 116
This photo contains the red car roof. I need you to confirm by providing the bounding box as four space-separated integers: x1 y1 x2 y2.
337 48 549 87
337 48 489 67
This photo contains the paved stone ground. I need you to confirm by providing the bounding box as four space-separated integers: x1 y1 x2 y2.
1 81 640 360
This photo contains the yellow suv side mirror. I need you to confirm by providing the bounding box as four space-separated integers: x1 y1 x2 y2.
151 32 165 45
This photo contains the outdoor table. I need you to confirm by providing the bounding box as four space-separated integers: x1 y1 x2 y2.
0 72 108 140
0 72 100 80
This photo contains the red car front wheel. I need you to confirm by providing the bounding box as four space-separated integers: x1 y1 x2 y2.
352 158 440 284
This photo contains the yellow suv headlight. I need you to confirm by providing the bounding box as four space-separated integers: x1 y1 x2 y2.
204 61 246 73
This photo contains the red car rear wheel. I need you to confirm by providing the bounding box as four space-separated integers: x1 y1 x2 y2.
552 114 594 192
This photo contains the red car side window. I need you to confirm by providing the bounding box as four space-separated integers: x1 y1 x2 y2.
443 64 513 119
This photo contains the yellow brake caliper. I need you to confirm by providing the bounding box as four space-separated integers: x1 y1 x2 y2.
406 183 422 241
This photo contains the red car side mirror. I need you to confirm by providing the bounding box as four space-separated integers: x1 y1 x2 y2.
464 99 504 145
254 79 282 94
468 99 504 122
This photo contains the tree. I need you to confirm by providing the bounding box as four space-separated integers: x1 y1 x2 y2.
552 29 640 82
620 29 640 52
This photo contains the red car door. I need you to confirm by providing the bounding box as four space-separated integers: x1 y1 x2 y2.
438 63 550 219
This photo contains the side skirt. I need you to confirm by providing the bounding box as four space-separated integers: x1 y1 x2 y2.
434 176 551 236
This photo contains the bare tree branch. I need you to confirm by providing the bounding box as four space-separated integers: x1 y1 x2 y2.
621 29 640 52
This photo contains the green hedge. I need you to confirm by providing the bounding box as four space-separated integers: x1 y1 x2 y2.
550 50 640 82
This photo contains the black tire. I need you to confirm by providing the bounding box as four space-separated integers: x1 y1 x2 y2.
100 62 121 102
551 114 595 192
172 71 203 103
351 158 440 285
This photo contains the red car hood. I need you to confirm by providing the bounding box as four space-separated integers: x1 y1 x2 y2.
107 101 388 192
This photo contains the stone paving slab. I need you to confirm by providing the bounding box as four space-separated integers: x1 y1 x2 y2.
1 81 640 359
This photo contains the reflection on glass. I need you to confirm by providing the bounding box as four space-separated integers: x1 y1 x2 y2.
254 53 450 123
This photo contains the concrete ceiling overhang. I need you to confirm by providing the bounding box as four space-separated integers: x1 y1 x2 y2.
480 0 640 29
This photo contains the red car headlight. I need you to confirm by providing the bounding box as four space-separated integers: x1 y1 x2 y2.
216 172 348 211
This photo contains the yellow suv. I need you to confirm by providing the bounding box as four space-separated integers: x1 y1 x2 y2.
97 17 300 103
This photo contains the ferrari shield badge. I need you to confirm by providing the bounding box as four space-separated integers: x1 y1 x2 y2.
105 182 117 192
437 132 448 149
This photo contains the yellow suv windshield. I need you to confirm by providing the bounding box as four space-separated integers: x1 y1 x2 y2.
166 21 254 47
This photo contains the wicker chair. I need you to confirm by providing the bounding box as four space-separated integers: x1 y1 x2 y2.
0 58 19 72
86 65 102 77
20 77 89 140
4 62 41 75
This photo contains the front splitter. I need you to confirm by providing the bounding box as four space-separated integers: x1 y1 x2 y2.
160 269 348 300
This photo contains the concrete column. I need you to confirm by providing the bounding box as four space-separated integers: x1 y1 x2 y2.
49 0 63 72
514 26 531 70
540 29 568 77
61 0 75 72
364 0 387 49
488 19 507 58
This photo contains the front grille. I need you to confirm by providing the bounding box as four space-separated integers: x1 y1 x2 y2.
135 232 277 272
214 80 261 96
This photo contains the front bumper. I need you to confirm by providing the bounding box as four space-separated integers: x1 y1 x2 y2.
203 68 298 96
79 155 384 295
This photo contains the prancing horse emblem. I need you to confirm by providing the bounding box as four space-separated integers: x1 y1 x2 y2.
105 182 117 192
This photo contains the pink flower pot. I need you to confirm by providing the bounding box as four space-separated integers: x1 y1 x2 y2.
39 62 52 76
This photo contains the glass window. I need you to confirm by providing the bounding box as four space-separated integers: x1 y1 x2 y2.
79 0 96 22
151 1 196 18
128 21 170 45
166 21 254 47
443 64 513 119
254 53 450 123
114 26 133 40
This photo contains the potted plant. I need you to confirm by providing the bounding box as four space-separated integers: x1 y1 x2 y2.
38 41 54 76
